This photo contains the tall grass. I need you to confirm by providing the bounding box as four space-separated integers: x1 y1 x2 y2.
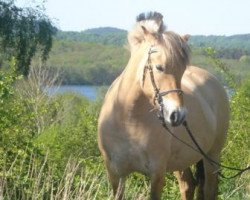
0 152 154 200
1 150 249 200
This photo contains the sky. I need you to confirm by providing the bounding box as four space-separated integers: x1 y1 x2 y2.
16 0 250 36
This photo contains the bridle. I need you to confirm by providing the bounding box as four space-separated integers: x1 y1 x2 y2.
144 45 250 179
144 46 183 125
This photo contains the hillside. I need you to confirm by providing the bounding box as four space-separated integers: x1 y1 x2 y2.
189 34 250 59
55 28 250 55
45 40 130 85
45 28 250 85
56 27 127 45
189 34 250 50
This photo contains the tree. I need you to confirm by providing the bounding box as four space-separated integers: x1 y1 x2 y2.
0 0 57 75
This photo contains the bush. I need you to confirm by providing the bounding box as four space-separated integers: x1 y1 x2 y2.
35 93 99 168
0 61 46 198
0 68 102 198
219 77 250 199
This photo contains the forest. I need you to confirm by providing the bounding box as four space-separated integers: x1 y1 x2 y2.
42 28 250 86
0 1 249 199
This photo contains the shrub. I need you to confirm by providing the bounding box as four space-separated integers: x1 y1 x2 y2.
219 76 250 199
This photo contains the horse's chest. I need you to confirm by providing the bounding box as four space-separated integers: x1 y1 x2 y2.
107 138 151 175
107 126 170 175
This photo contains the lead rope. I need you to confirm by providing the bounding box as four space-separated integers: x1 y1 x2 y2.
182 121 250 179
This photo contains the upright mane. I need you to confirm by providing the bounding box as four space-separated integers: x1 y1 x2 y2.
136 11 166 34
128 11 190 68
128 11 167 50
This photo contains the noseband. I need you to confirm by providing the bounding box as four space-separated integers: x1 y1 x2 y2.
144 46 183 123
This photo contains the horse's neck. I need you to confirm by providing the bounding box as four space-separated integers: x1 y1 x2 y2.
117 66 141 104
115 57 152 121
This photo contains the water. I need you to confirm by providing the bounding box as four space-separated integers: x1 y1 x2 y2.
48 85 232 101
48 85 98 100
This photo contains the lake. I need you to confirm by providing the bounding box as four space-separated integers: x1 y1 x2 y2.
48 85 98 100
48 85 233 101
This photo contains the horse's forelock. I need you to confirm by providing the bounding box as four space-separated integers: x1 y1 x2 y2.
163 32 190 68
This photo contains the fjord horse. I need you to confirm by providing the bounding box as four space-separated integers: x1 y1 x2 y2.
98 12 229 200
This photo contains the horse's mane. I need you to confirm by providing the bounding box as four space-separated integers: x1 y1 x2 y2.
128 12 166 49
136 11 166 34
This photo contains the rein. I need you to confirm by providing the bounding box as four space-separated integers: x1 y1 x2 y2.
182 121 250 179
145 46 250 179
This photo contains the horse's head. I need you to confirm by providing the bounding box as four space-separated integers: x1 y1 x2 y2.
128 12 190 127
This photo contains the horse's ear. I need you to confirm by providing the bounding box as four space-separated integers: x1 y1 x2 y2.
182 34 190 42
128 25 147 51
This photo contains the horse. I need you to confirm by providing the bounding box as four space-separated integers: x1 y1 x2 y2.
98 12 229 200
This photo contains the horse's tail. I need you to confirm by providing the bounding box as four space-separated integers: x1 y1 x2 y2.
195 160 205 199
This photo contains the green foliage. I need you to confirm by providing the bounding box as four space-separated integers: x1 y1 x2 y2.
44 40 129 85
35 93 99 168
204 50 249 199
57 29 250 57
0 60 30 156
0 58 21 101
0 61 45 198
56 27 127 45
219 77 250 199
205 47 238 89
189 34 250 59
0 62 102 198
0 0 57 75
38 30 250 85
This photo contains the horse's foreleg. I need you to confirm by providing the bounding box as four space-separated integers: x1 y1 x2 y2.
174 168 196 200
150 170 166 200
195 160 205 200
113 177 125 200
105 162 125 200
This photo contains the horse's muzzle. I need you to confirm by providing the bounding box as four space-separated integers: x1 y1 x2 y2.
169 108 186 126
161 98 187 126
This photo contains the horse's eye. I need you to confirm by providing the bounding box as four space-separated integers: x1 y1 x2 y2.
156 64 164 72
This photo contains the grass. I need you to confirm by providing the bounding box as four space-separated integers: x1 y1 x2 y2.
0 153 151 200
0 148 249 199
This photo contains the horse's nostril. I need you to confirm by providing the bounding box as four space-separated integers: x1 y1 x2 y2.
169 109 186 127
170 111 179 125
